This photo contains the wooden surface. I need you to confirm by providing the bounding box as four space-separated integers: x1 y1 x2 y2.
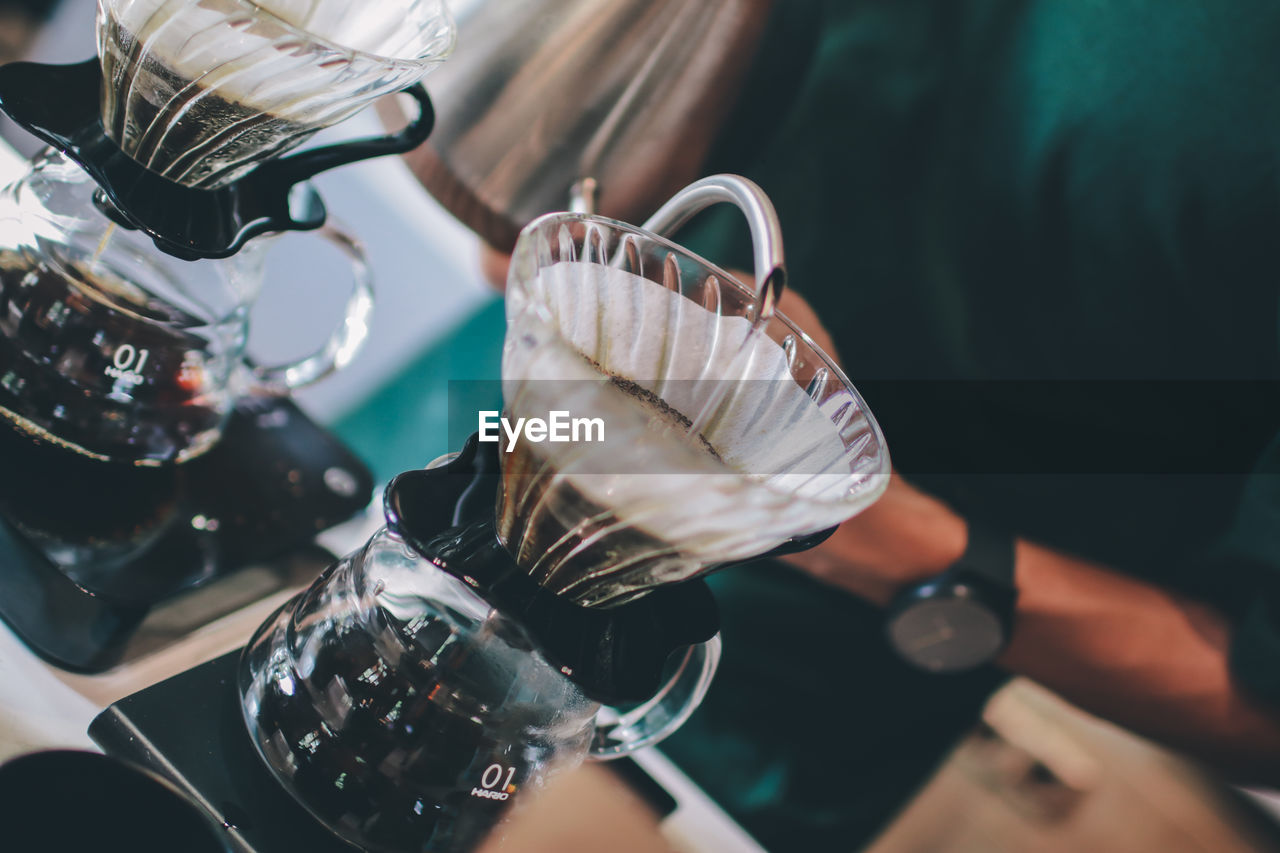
864 681 1280 853
481 765 674 853
469 678 1280 853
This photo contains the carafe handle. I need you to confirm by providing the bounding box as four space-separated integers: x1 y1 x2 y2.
588 635 722 760
641 174 787 325
249 222 375 393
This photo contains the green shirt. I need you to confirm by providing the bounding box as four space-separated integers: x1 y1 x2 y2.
661 0 1280 847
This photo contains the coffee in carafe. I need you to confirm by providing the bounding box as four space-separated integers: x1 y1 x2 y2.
0 248 234 463
0 408 184 576
0 141 378 465
243 535 595 852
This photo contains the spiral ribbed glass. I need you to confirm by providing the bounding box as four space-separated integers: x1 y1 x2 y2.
501 213 891 608
96 0 454 188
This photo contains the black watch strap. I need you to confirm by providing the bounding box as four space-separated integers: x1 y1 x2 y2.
950 521 1018 596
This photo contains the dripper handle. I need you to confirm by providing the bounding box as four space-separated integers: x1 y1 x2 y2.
266 85 436 186
641 174 787 324
588 635 722 760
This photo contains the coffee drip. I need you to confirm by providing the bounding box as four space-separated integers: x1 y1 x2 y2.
98 33 309 190
497 362 724 602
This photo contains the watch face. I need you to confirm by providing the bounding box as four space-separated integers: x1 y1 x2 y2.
887 590 1005 673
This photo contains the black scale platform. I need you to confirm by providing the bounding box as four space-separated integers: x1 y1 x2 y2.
91 651 358 852
90 652 677 852
0 397 374 672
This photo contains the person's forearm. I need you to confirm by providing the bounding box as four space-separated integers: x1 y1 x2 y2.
787 486 1280 785
743 286 1280 782
999 540 1280 784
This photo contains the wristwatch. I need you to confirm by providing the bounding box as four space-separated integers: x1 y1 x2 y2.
886 521 1018 673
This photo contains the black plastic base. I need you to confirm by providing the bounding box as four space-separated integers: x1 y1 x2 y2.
0 397 374 672
386 434 722 705
387 433 832 705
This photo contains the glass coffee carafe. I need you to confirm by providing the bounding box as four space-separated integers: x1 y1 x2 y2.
240 449 723 852
0 0 455 464
240 176 891 852
0 150 374 464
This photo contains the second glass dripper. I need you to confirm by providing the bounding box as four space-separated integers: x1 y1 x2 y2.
500 175 891 607
97 0 455 188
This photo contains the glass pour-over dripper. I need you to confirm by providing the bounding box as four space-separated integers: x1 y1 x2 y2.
500 174 891 607
98 0 455 188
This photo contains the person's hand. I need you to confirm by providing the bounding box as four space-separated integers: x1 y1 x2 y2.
779 475 968 606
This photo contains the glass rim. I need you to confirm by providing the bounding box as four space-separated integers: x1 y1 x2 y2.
508 211 893 509
145 0 457 71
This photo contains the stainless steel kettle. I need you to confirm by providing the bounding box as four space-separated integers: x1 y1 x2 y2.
383 0 778 249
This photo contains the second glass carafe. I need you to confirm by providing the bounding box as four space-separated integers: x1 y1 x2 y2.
0 151 372 465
